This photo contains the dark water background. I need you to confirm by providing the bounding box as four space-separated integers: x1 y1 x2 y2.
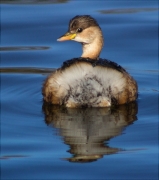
1 0 158 179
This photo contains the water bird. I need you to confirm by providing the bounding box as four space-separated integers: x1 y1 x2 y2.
42 15 137 108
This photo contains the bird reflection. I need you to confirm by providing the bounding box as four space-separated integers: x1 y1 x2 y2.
43 102 138 163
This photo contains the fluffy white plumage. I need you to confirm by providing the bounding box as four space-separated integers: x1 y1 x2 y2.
44 61 128 107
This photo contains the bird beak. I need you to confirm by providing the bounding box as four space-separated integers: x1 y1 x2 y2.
57 32 76 41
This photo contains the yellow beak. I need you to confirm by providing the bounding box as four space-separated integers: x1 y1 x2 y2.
57 32 76 41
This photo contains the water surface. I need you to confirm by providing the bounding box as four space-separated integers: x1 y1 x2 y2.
1 1 158 179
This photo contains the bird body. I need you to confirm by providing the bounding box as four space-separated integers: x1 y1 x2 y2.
42 15 138 108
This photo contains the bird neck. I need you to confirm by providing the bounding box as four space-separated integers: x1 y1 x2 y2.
81 28 104 60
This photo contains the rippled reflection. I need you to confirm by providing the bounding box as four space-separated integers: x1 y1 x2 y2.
0 67 55 74
0 46 49 51
43 102 138 163
1 0 69 4
99 8 158 14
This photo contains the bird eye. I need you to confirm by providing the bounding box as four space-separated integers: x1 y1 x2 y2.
77 28 83 33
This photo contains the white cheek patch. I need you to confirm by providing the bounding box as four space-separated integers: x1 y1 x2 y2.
72 36 88 43
73 28 97 44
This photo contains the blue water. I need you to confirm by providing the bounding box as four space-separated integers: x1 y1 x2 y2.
1 1 158 179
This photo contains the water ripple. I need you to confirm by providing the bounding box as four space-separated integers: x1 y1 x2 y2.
99 8 158 14
0 46 50 52
0 67 55 74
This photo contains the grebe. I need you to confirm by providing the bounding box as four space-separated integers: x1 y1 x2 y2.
42 15 137 108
